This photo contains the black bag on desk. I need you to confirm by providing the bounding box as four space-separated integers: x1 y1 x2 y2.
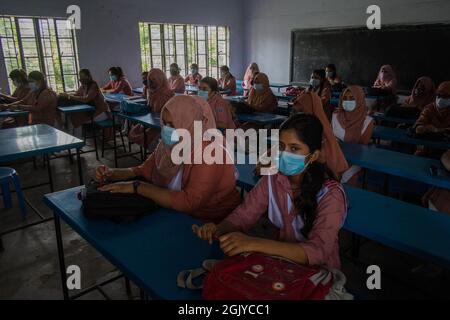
385 104 420 120
79 180 158 222
230 100 255 114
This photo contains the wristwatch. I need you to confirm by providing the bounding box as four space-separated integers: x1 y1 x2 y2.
133 180 141 194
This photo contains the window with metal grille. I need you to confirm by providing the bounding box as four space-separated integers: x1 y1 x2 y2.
0 15 80 93
139 22 230 79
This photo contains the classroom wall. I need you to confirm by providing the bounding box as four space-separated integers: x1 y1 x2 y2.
243 0 450 84
0 0 245 92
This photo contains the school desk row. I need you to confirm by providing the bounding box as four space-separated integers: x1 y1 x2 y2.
42 162 450 300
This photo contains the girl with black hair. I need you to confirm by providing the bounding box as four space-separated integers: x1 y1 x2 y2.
0 69 30 104
193 113 347 269
101 66 133 96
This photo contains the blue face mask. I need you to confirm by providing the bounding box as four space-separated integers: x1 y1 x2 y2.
277 151 310 176
110 75 118 81
161 125 180 146
198 90 209 100
29 82 39 92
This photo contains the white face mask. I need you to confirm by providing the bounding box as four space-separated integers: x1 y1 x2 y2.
342 100 357 112
326 71 334 78
436 97 450 109
310 79 320 88
254 83 264 92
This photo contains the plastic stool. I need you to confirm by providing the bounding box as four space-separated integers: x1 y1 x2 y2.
0 167 27 218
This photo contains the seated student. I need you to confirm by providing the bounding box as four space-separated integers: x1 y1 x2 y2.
242 62 259 97
58 69 109 137
0 69 31 128
0 69 30 103
101 67 133 96
96 95 241 222
1 71 57 126
307 69 332 119
332 86 375 185
192 113 347 269
325 64 343 89
423 150 450 214
129 68 174 146
293 91 349 179
414 81 450 156
246 73 277 113
404 76 435 110
141 71 149 99
373 64 397 94
168 63 186 94
184 63 202 85
198 77 236 130
218 65 237 96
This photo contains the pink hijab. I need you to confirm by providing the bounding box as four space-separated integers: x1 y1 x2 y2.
152 95 217 186
374 65 397 93
293 91 349 177
243 62 259 87
337 85 367 143
147 68 174 113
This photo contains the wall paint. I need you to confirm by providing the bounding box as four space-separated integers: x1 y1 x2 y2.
0 0 244 92
244 0 450 83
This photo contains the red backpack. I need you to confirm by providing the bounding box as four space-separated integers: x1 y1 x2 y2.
284 86 305 97
202 253 334 300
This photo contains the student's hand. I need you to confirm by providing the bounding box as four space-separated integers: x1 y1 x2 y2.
192 223 217 244
98 181 133 194
219 232 256 256
95 165 113 182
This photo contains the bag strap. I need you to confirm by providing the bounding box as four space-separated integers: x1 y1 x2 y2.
177 268 206 290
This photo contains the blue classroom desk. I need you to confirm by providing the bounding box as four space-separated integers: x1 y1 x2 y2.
340 142 450 190
103 93 133 103
274 92 295 102
185 85 199 93
269 83 290 92
0 110 29 119
116 112 161 130
372 126 450 150
372 112 416 126
43 186 221 300
236 112 287 126
132 87 144 95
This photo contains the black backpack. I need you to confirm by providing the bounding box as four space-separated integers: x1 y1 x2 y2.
79 180 158 222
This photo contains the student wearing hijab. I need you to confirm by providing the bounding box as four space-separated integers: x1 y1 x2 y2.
193 113 348 269
293 91 349 179
58 69 109 136
185 63 203 85
168 63 185 94
0 69 30 103
96 95 241 222
404 76 436 110
247 73 277 113
423 150 450 214
1 71 57 126
218 66 237 96
129 68 174 146
307 69 332 119
332 85 375 185
0 69 30 128
373 65 397 94
101 67 133 96
199 77 236 130
242 62 259 97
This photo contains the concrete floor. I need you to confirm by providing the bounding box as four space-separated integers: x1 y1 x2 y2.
0 137 449 300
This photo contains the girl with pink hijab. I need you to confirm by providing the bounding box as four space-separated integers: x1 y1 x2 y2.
242 63 259 97
373 64 398 94
404 76 436 111
332 85 375 185
168 63 186 94
247 73 277 113
129 68 174 146
96 95 241 222
199 77 236 130
293 91 349 179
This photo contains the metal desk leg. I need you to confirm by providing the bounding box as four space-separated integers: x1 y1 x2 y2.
54 214 69 300
112 113 118 168
91 115 99 160
76 149 84 186
46 154 54 193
